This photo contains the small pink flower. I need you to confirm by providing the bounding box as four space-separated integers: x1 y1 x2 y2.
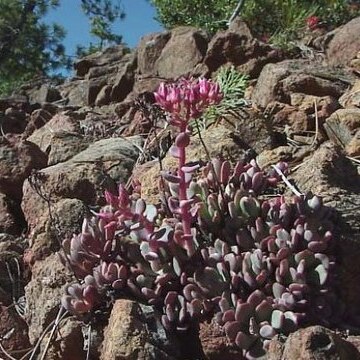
306 16 320 30
154 77 222 122
154 82 167 103
199 77 210 98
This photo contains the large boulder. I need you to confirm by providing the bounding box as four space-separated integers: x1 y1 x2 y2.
252 60 352 109
199 318 242 360
137 31 171 75
60 50 137 106
0 193 23 235
268 326 360 360
0 306 31 358
151 26 210 79
100 299 181 360
326 17 360 66
1 106 28 134
24 253 74 344
26 112 81 154
21 136 142 255
74 44 129 77
0 137 47 200
205 19 283 78
110 52 137 103
339 80 360 109
324 108 360 156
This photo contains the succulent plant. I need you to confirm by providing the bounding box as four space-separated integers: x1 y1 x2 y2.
59 77 339 359
61 276 99 315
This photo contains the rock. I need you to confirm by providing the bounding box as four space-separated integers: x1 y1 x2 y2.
339 80 360 109
290 141 359 218
110 53 137 102
61 48 137 106
28 84 61 104
137 31 171 75
281 73 347 98
0 192 23 235
22 197 88 256
256 146 295 169
346 336 360 355
205 19 283 78
2 106 28 134
324 108 360 150
69 136 142 181
227 108 276 153
63 77 107 106
326 17 360 66
78 107 125 139
121 109 154 137
346 130 360 157
26 112 80 154
86 62 120 80
0 95 30 113
133 76 163 96
154 26 209 79
58 79 84 106
199 319 242 360
74 44 128 77
24 253 74 344
95 84 112 106
267 94 339 133
268 326 360 360
251 60 297 109
0 137 47 200
350 57 360 71
0 305 31 359
21 137 142 254
0 239 25 306
100 299 180 360
23 108 54 138
47 132 89 166
39 317 85 360
88 78 109 106
290 93 339 118
252 60 352 109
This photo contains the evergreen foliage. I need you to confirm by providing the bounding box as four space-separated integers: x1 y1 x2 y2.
150 0 360 39
0 0 125 96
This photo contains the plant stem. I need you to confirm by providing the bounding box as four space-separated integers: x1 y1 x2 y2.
178 122 192 237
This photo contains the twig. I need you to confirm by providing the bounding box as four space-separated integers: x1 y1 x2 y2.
0 328 33 359
228 0 246 25
39 306 67 360
5 258 26 319
291 157 311 172
311 99 319 147
346 156 360 165
27 305 68 360
0 329 17 360
271 164 303 197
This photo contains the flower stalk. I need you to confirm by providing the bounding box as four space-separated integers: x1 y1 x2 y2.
154 78 222 255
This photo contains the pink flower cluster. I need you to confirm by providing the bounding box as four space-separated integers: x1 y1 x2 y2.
154 77 222 121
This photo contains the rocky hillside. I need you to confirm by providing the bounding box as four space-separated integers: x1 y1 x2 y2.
0 16 359 360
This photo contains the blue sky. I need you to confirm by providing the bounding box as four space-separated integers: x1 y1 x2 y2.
45 0 163 59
